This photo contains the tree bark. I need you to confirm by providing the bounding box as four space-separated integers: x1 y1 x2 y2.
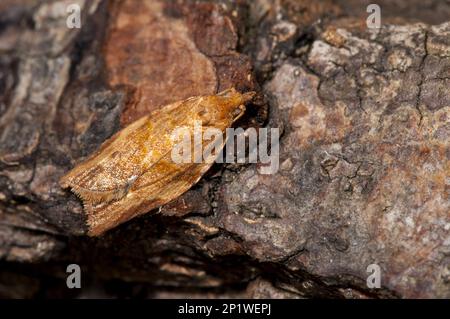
0 0 449 298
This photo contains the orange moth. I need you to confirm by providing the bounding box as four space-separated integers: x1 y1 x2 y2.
60 88 255 236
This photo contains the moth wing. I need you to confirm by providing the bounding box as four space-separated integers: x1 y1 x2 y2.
86 134 224 236
60 99 188 205
59 116 154 204
130 122 223 196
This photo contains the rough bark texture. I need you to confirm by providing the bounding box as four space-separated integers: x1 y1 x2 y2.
0 0 449 298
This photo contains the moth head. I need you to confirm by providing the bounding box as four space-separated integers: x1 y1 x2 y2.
196 88 255 125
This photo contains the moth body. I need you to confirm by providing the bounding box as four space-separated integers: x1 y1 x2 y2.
60 88 255 235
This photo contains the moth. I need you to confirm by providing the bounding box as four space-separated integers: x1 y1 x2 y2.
60 88 255 236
